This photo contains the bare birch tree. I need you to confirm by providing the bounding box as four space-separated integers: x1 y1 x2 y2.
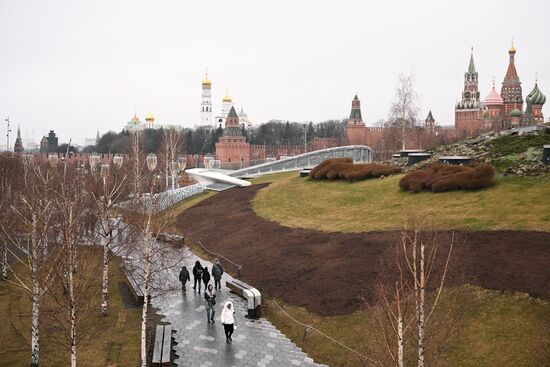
385 73 420 150
2 156 62 367
373 219 454 367
159 128 184 190
86 155 128 316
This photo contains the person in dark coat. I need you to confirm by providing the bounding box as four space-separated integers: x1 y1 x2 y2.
192 261 203 293
178 266 190 290
202 266 211 289
204 284 216 323
212 258 224 290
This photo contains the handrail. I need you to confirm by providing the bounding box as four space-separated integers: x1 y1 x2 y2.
198 240 242 278
271 300 382 366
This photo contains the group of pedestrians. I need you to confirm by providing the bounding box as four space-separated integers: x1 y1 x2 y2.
179 259 224 293
178 258 235 342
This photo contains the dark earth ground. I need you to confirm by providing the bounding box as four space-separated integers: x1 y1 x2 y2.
176 183 550 316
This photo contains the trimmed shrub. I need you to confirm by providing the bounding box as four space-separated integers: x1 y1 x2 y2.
399 163 496 193
309 159 401 182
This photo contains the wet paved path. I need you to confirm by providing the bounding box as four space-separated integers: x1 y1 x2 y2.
151 249 328 367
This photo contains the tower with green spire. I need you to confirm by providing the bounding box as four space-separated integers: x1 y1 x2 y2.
14 126 23 153
455 47 483 136
457 47 481 109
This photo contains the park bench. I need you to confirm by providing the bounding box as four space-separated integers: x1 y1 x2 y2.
152 324 176 366
226 279 261 318
299 168 312 177
123 270 144 305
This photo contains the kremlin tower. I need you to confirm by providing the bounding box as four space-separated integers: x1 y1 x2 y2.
346 94 366 145
215 106 250 165
455 48 483 136
200 71 213 126
14 127 23 153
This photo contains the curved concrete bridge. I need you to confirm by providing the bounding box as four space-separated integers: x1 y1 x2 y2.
229 145 373 178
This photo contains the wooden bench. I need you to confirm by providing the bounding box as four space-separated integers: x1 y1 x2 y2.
123 271 144 305
152 324 175 367
226 279 261 318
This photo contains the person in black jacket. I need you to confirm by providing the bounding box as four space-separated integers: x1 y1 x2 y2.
178 266 190 291
202 266 211 289
212 258 224 290
192 261 203 293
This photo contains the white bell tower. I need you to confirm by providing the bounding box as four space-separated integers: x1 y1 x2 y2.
200 70 213 126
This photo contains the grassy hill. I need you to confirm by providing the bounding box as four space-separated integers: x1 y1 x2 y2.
253 172 550 232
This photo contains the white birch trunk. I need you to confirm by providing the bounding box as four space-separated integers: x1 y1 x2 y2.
397 285 404 367
101 232 109 316
418 241 426 367
30 215 40 367
70 268 77 367
140 230 152 367
1 243 7 279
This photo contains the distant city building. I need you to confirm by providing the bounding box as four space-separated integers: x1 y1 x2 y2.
14 127 24 153
123 112 183 132
40 136 48 153
47 130 58 152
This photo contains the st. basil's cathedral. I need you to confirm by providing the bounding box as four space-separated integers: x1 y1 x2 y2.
455 44 546 136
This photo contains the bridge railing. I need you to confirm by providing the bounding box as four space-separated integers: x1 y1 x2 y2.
228 145 373 177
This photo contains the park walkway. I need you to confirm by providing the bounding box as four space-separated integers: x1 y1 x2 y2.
151 248 328 367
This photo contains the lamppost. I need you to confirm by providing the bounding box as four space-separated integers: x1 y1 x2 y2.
4 116 11 151
173 156 187 189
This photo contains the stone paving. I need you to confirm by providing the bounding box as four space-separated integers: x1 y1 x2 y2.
151 249 328 367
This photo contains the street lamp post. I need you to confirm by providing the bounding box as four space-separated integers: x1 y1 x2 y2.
4 116 12 151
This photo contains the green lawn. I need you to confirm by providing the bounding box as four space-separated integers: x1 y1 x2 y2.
0 249 141 367
253 172 550 232
265 286 550 367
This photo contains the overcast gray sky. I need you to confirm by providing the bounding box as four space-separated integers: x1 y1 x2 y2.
1 0 549 146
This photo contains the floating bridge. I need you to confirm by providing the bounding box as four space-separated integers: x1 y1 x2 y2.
229 145 373 178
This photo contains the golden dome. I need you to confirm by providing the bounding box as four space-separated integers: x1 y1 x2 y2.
509 42 516 53
145 112 155 121
222 89 232 103
130 114 140 124
202 70 211 85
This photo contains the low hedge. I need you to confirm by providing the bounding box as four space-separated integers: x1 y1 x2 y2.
309 158 401 182
399 163 496 193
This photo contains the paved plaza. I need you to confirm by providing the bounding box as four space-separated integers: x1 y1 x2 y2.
151 250 328 367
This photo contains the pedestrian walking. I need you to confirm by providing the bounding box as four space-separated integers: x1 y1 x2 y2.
178 265 190 291
204 284 216 323
202 266 211 289
212 258 224 290
192 261 203 293
221 301 235 342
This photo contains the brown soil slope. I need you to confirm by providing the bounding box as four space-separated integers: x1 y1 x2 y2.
176 183 550 316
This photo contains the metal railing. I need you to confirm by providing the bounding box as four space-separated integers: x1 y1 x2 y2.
198 240 242 278
228 145 374 177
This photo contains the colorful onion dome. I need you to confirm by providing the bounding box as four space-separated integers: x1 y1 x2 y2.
527 83 546 105
484 85 504 106
145 112 155 121
509 108 522 117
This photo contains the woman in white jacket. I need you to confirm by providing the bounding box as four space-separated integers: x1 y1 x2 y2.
221 301 235 343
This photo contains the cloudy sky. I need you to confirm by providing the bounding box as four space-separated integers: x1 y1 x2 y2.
1 0 549 146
